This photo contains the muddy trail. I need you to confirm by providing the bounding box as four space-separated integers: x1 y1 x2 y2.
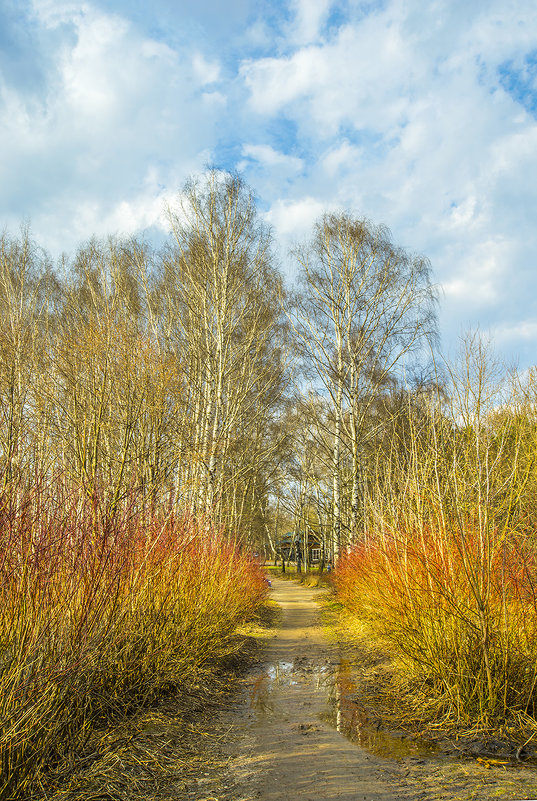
230 577 393 801
189 578 537 801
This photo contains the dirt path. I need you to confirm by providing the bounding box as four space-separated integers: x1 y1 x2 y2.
222 578 397 801
202 577 537 801
41 577 537 800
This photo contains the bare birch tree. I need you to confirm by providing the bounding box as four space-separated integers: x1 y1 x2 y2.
163 171 289 538
291 212 437 555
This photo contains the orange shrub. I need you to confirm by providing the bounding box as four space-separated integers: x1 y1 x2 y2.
334 524 537 728
0 483 266 798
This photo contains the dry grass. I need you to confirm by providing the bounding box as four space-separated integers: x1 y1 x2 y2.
36 652 255 801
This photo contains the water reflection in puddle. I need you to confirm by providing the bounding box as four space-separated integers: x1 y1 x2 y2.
325 658 439 759
250 656 440 760
266 661 294 680
249 658 332 715
249 656 438 760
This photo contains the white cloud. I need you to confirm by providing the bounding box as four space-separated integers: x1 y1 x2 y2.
289 0 333 45
0 1 224 255
241 144 303 171
447 196 480 230
31 0 90 28
241 47 326 116
192 52 221 85
240 13 414 135
321 141 363 176
495 321 537 343
265 196 331 240
442 237 510 307
61 13 133 119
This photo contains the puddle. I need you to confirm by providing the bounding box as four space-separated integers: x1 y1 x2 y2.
248 655 438 761
266 661 294 680
248 658 332 716
248 655 535 769
324 658 439 760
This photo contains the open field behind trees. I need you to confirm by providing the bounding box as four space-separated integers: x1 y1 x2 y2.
3 169 537 794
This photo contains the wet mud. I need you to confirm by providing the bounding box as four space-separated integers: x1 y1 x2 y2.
188 578 537 801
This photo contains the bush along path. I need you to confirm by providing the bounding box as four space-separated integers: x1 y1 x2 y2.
0 487 267 800
334 526 537 739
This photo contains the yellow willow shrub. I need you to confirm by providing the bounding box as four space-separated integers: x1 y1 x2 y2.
334 524 537 728
0 485 267 799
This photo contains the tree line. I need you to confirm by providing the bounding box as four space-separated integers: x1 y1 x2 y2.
0 173 289 540
8 169 535 567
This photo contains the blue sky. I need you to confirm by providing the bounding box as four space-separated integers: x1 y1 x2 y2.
1 0 537 365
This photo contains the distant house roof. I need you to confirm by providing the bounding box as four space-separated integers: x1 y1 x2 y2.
279 530 322 545
279 532 295 544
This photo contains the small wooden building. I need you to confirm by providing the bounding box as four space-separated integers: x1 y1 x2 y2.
278 529 324 566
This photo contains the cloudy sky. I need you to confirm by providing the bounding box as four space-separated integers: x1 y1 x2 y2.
1 0 537 364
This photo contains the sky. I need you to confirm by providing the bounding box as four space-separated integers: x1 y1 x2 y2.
1 0 537 365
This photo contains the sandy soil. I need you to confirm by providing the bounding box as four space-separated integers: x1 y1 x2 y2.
226 577 398 801
184 578 537 801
